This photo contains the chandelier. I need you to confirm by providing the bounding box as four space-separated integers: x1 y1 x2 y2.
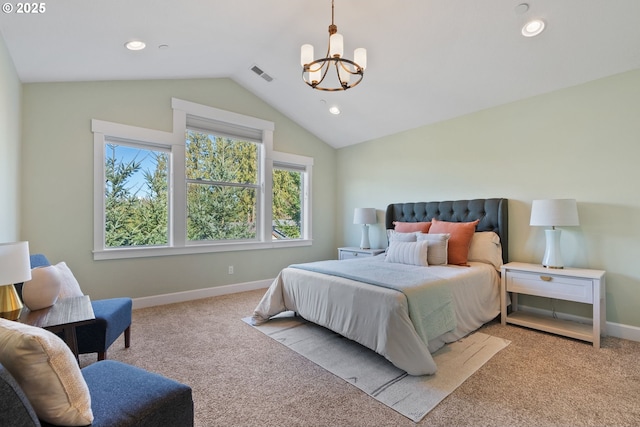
300 0 367 91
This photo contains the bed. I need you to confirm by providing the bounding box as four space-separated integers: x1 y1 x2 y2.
251 198 508 375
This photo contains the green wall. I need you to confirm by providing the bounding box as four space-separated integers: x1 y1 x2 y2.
337 69 640 328
0 33 21 242
21 79 337 299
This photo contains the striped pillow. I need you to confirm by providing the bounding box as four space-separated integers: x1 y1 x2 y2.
385 240 429 266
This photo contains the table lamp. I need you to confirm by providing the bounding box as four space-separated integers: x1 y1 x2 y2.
353 208 376 249
529 199 579 269
0 241 32 320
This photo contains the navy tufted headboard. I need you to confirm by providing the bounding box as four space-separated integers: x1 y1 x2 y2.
385 198 509 263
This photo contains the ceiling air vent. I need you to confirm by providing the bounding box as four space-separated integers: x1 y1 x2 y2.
250 65 274 82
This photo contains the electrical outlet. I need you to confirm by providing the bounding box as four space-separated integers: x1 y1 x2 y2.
228 265 234 275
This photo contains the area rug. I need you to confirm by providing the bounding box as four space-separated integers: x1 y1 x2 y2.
243 313 510 422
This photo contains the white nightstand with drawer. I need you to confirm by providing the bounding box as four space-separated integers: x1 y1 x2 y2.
500 262 606 348
338 247 385 260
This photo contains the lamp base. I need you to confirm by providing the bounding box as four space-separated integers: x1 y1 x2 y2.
0 284 24 321
360 224 371 249
0 307 22 321
542 229 564 269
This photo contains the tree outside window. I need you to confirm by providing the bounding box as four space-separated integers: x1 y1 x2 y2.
104 143 169 248
272 167 303 239
185 130 259 242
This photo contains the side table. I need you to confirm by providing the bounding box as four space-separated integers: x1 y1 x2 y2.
501 262 606 348
19 295 95 359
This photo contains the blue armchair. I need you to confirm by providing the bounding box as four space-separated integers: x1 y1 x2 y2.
29 254 132 361
1 360 194 426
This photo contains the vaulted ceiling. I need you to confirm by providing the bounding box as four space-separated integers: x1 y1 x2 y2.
2 1 639 148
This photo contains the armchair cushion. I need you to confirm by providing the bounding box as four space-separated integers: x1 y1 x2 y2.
76 298 132 355
80 360 194 427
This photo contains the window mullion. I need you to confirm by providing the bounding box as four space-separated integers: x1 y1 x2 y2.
172 144 187 247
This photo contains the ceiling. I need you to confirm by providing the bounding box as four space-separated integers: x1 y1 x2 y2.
2 1 640 149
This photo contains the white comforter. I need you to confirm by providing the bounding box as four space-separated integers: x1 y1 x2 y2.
251 256 501 375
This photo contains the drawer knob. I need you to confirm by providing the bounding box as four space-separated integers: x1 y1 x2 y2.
540 275 553 282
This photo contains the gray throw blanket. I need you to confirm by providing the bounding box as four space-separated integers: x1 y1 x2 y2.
289 258 456 344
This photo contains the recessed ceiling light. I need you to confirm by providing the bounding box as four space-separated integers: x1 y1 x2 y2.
522 19 545 37
329 106 341 115
125 40 146 51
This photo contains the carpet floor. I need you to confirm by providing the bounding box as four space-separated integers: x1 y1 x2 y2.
81 289 640 427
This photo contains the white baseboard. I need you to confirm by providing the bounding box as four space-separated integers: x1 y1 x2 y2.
518 304 640 343
132 278 272 309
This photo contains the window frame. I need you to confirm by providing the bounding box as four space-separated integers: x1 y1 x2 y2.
91 98 313 260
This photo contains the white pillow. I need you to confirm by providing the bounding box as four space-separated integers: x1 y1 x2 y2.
0 318 94 426
467 231 503 270
385 240 428 266
52 262 84 299
417 233 450 265
387 230 418 242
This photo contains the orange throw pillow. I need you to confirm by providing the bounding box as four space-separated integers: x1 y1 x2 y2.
393 221 432 233
429 218 479 265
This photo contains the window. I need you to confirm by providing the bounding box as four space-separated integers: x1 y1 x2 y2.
104 141 169 247
271 151 313 242
185 129 260 242
91 98 313 260
272 164 304 240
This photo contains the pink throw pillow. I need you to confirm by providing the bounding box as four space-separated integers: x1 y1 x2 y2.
393 221 431 233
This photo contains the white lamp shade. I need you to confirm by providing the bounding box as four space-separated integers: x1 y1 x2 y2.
0 241 32 284
353 208 376 225
329 33 344 58
354 48 367 70
530 199 580 227
301 44 314 66
338 64 351 83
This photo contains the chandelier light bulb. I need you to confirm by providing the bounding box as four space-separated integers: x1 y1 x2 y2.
310 69 321 85
354 48 367 70
301 44 314 67
329 33 344 58
338 64 351 84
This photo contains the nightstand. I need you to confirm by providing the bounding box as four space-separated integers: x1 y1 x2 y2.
338 247 385 260
500 262 606 348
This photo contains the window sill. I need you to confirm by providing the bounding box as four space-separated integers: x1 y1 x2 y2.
93 239 313 260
